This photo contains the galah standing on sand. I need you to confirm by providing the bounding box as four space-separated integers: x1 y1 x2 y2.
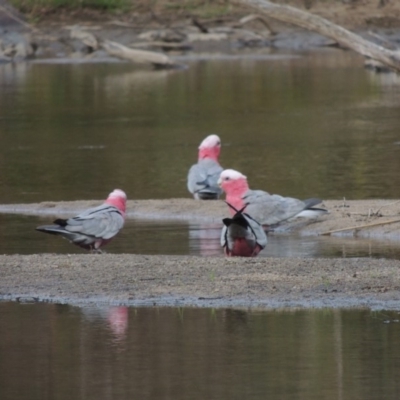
187 134 223 200
221 203 267 257
218 169 327 227
36 189 127 252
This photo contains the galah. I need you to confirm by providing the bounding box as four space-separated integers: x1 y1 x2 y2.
218 169 327 226
221 203 267 257
187 134 223 200
36 189 127 252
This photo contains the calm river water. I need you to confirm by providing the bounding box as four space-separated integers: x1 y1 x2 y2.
1 50 400 204
1 49 400 257
1 302 400 400
2 50 400 399
2 213 400 258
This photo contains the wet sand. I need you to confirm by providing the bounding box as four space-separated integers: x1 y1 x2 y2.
1 199 400 310
1 254 400 310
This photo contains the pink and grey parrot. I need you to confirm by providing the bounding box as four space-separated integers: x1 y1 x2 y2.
36 189 127 252
187 134 223 200
218 169 327 227
221 203 267 257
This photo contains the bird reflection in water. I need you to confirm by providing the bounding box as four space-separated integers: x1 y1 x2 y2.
107 307 129 340
189 223 223 256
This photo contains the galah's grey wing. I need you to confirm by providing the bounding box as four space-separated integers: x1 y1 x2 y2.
244 213 268 248
36 204 125 250
36 224 96 247
220 210 267 250
204 161 223 191
187 160 223 199
303 198 322 208
220 224 228 248
187 164 208 194
65 204 125 239
243 190 307 225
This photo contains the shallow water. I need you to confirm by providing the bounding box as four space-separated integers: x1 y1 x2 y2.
2 49 400 258
3 50 400 400
1 49 400 205
1 302 400 400
2 213 400 259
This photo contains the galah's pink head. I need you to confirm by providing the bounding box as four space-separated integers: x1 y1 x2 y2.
105 189 127 213
198 134 221 161
218 169 249 195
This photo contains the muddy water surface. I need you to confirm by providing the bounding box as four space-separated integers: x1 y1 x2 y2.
1 50 400 205
1 302 400 400
3 213 400 258
2 50 400 257
2 49 400 400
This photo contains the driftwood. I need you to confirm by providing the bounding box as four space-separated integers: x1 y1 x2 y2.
102 40 175 68
70 27 99 51
235 0 400 72
70 27 176 69
132 41 192 51
320 218 400 236
192 17 209 33
237 14 275 35
0 4 40 33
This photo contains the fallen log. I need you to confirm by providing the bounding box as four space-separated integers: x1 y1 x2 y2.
102 39 176 68
320 218 400 236
70 26 99 51
235 0 400 72
70 27 177 69
132 41 192 51
237 14 275 35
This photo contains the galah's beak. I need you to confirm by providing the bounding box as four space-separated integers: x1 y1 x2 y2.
217 176 223 187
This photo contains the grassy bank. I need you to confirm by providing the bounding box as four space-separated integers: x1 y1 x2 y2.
9 0 133 12
8 0 233 14
7 0 391 28
4 0 353 20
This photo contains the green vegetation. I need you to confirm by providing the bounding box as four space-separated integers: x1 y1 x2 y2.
9 0 232 17
162 0 232 19
9 0 132 11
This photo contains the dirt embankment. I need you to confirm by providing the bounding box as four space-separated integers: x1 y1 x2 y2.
2 0 400 63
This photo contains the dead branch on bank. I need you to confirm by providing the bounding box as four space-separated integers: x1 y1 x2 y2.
70 27 177 69
102 40 175 68
320 218 400 236
237 14 275 35
235 0 400 72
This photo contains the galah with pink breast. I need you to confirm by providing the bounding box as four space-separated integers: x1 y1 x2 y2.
36 189 127 252
221 203 267 257
187 134 223 200
218 169 327 227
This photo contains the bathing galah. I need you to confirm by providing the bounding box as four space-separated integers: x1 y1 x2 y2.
187 134 223 200
221 203 267 257
36 189 127 252
218 169 327 226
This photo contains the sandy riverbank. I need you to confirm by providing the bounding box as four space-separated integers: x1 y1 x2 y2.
1 198 400 310
1 253 400 310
